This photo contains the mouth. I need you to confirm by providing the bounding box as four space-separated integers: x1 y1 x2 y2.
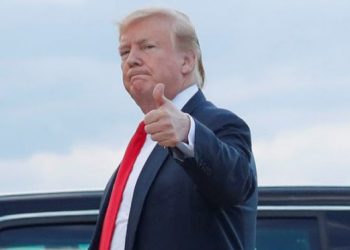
130 74 146 81
129 75 146 86
129 71 149 84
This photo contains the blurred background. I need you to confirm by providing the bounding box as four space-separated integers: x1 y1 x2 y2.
1 0 349 194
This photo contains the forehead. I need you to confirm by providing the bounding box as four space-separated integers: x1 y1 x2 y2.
119 16 174 45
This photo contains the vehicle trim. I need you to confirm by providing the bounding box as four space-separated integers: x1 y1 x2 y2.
259 205 350 211
0 209 99 224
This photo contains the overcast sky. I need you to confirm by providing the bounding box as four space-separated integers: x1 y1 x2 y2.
1 0 349 194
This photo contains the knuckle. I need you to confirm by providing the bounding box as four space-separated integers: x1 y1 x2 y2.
151 134 157 141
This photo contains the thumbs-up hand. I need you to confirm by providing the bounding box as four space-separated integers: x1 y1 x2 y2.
152 83 167 108
144 83 191 147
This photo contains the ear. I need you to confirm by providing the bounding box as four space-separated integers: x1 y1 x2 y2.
181 50 196 75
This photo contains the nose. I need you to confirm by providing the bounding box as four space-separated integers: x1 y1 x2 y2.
126 47 142 68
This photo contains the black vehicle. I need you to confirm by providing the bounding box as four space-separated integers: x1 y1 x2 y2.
0 187 349 250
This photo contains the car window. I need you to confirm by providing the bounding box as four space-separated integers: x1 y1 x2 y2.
0 224 94 250
326 211 350 250
256 218 321 250
0 247 88 250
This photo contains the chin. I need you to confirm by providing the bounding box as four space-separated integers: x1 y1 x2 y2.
129 90 152 110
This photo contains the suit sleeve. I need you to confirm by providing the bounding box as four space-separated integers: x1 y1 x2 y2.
174 112 257 207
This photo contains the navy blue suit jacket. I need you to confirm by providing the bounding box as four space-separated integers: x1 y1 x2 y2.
89 90 257 250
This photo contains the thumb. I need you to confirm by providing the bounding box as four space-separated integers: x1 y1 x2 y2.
153 83 168 107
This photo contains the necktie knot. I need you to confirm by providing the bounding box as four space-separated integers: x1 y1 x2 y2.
135 121 146 141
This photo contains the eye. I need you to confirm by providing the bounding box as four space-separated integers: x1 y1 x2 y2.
143 44 155 50
119 50 130 59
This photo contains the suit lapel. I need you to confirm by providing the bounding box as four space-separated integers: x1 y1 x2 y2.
182 89 206 114
89 170 117 249
100 170 117 218
125 145 169 250
122 90 207 250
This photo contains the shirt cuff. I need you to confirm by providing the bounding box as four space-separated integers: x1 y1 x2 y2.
175 114 195 158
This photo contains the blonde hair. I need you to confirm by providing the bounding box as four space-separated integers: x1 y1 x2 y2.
119 8 205 88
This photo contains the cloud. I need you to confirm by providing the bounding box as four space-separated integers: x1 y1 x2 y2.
255 122 350 186
0 56 140 158
0 144 125 195
10 0 85 6
1 0 349 193
0 57 119 88
205 62 350 106
1 121 349 195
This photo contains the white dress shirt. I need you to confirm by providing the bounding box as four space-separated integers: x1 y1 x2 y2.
110 85 198 250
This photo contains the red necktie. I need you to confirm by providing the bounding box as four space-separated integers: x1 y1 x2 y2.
99 122 146 250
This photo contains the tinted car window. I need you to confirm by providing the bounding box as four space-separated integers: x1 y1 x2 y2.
0 218 324 250
326 211 350 250
256 218 321 250
0 224 94 250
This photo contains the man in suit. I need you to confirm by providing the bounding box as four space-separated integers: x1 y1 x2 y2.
89 7 257 250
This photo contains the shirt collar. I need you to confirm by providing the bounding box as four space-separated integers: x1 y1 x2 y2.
171 84 198 110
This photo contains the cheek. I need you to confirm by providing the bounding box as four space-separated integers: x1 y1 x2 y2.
121 64 130 84
122 75 129 90
121 63 127 77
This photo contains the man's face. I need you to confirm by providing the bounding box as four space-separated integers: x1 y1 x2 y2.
119 16 186 113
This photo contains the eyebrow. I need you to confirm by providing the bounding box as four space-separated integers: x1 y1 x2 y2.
118 44 128 52
119 38 158 51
